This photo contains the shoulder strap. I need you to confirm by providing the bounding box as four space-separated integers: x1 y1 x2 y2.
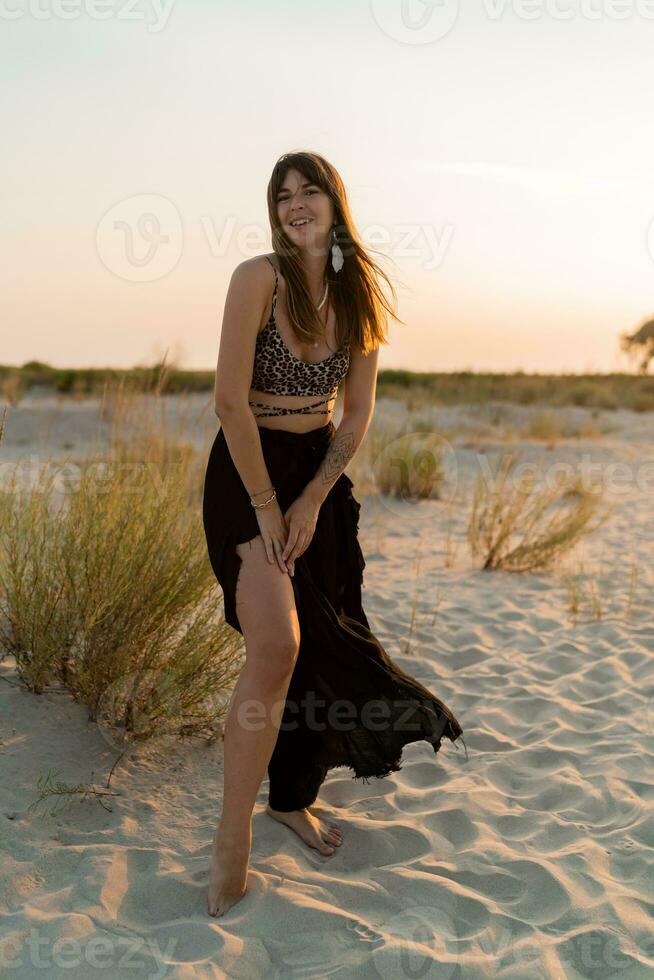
264 255 278 313
264 255 278 290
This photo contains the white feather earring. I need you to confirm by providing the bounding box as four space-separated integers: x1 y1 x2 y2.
331 225 344 273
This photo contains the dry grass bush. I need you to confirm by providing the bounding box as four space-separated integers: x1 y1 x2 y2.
0 373 25 408
562 557 639 624
360 413 448 500
521 409 612 445
563 565 603 622
468 450 612 572
522 410 567 445
0 368 242 749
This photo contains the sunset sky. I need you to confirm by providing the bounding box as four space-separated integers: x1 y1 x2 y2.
3 0 654 374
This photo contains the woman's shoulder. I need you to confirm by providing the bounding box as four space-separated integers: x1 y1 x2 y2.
230 254 278 294
233 253 276 275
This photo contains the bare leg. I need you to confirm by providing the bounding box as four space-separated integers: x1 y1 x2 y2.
207 533 300 916
207 535 342 916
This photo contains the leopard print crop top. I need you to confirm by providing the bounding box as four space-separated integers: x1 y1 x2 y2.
249 256 350 418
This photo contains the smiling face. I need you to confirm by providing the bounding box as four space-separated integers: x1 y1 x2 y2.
275 167 335 255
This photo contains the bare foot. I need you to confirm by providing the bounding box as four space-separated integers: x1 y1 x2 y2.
265 804 343 855
207 827 251 917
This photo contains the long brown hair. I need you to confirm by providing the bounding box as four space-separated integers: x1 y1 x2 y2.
266 151 405 355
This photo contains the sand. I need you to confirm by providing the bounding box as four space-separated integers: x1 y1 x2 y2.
1 392 653 978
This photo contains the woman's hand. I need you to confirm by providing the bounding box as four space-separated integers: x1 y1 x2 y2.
282 491 322 576
253 499 291 574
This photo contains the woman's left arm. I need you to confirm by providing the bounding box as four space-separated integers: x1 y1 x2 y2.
302 344 380 507
281 346 380 573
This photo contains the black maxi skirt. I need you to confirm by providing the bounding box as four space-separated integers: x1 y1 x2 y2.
202 419 467 812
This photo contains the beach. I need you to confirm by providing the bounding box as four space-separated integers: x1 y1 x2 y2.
1 392 653 979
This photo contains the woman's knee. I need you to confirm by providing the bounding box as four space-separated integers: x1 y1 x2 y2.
248 633 299 687
233 532 301 681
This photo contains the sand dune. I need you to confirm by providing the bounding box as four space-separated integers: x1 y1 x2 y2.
1 394 653 978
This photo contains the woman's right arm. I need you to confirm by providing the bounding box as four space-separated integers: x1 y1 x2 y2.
213 258 290 574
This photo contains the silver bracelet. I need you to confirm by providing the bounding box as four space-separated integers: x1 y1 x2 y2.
251 488 277 509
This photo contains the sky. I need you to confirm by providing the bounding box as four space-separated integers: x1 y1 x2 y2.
2 0 654 374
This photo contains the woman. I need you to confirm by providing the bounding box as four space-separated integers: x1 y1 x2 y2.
202 151 466 918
